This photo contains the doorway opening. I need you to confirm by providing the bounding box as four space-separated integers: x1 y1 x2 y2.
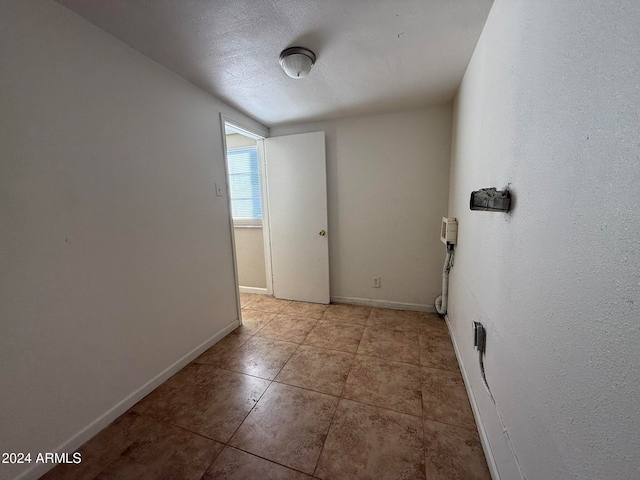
221 118 272 305
220 115 330 316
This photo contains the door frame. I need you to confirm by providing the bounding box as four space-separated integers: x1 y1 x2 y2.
219 114 273 314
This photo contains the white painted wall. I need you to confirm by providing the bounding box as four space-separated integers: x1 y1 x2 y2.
234 228 267 289
447 1 640 479
0 2 266 479
271 107 452 309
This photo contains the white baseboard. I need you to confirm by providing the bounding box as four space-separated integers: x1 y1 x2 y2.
330 296 435 312
18 318 240 480
238 286 268 295
445 314 500 480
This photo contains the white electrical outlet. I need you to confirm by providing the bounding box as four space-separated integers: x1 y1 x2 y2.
215 183 223 197
441 217 458 244
372 276 381 288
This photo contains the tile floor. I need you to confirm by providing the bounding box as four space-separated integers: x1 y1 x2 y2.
42 294 491 480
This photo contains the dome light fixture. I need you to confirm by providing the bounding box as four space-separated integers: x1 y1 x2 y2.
279 46 316 79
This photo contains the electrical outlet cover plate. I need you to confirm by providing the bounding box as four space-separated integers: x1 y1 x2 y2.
473 321 485 353
441 217 458 245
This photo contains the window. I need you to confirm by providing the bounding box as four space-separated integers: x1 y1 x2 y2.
227 146 262 227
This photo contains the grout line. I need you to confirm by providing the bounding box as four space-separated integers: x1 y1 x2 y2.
420 363 464 374
272 335 305 380
209 342 301 381
212 364 276 382
242 309 287 316
355 348 421 367
354 351 421 368
239 297 258 308
320 310 371 325
311 330 363 477
311 390 342 477
223 445 316 477
270 379 341 399
224 377 273 445
338 395 423 421
317 316 370 326
420 366 426 424
421 414 481 433
352 314 371 356
220 305 290 444
338 349 359 399
85 450 132 479
363 322 422 336
139 412 227 445
269 344 300 381
254 323 320 345
299 341 360 356
246 334 299 346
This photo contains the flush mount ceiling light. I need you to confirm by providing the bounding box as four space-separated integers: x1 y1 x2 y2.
279 47 316 79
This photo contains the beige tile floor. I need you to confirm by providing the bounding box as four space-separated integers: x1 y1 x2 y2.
42 294 491 480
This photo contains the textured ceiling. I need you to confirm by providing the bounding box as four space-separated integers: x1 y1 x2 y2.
56 0 493 127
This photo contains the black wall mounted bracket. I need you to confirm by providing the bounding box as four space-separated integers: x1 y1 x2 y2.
470 188 511 212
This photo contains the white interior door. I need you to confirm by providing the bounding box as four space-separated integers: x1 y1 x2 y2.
264 131 329 304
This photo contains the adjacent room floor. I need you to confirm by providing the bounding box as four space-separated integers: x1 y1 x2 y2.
43 295 491 480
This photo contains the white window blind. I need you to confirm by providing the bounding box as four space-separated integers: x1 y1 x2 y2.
227 146 262 227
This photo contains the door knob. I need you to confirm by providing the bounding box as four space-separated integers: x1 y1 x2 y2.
319 229 326 236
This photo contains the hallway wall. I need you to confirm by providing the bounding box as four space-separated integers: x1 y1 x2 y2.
447 1 640 479
0 2 266 478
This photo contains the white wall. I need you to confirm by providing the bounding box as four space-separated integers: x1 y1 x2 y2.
234 228 267 289
0 2 266 479
447 1 640 479
271 106 452 310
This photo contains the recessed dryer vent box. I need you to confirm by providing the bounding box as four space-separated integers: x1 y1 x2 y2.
441 217 458 245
